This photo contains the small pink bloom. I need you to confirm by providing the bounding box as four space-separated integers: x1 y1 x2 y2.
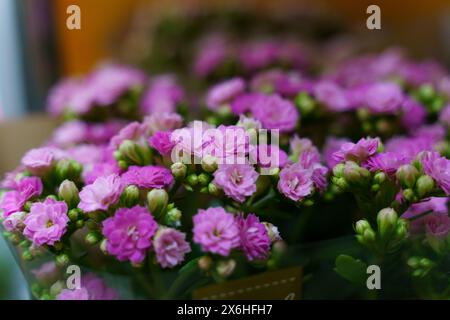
153 228 191 268
78 174 124 212
237 214 271 261
213 164 259 203
121 166 173 189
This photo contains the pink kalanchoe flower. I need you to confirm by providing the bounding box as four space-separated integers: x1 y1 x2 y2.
142 112 183 134
402 197 448 220
57 288 90 300
231 93 265 115
239 40 278 71
23 198 69 246
424 214 450 239
0 191 24 218
237 213 271 261
278 163 314 201
249 144 289 169
153 228 191 268
121 166 173 189
67 144 104 166
81 273 118 300
2 211 26 232
251 94 299 132
314 81 350 112
18 176 42 200
86 120 126 144
323 137 350 169
46 78 81 116
364 152 408 176
413 124 446 142
0 177 42 218
298 151 329 192
102 205 158 264
78 174 124 213
140 75 184 115
401 98 426 131
206 78 246 110
250 69 284 92
149 131 175 156
289 135 321 163
364 82 404 114
332 137 379 164
21 147 62 175
109 122 145 150
193 34 228 77
385 136 434 162
420 151 450 195
82 161 121 185
52 120 88 147
213 164 259 203
193 207 240 256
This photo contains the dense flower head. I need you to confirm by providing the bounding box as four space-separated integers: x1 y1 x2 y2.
149 131 175 156
153 228 191 268
213 164 259 203
237 213 271 261
1 177 43 218
82 161 121 185
121 165 173 189
364 82 404 114
250 94 299 132
289 136 320 163
420 151 450 195
363 152 408 176
102 205 158 264
206 78 245 110
23 198 69 246
278 163 314 201
78 174 124 212
231 93 264 115
323 137 350 169
193 207 240 256
109 122 146 150
332 137 379 164
21 147 64 175
314 80 351 112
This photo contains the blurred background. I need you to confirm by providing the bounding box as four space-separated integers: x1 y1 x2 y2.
0 0 450 299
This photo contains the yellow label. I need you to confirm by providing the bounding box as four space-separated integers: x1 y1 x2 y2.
193 266 302 300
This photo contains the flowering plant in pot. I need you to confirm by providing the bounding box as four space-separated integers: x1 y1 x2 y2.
1 35 450 299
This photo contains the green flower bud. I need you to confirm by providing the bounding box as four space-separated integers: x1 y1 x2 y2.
343 161 371 186
407 256 420 269
58 180 79 208
377 208 398 240
216 259 236 278
332 176 349 190
417 84 435 103
263 222 281 243
402 188 415 202
186 174 198 187
295 92 316 115
113 150 123 161
55 160 82 181
396 165 419 189
147 189 169 218
208 182 221 196
23 201 33 212
355 219 371 235
76 220 84 229
85 232 100 245
198 173 211 186
415 175 435 198
22 250 33 261
373 172 386 184
119 140 150 165
171 162 187 180
120 185 140 208
55 254 70 267
68 209 79 221
201 155 218 173
165 207 182 227
100 239 108 255
332 163 345 177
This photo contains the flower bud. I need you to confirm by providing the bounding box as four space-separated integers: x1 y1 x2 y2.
85 232 100 245
186 174 198 187
343 161 370 186
396 165 419 189
208 182 221 196
22 250 33 261
55 254 70 267
373 172 386 184
165 207 182 227
263 222 282 243
147 189 169 218
377 208 398 240
216 259 236 278
171 162 187 180
68 209 79 221
119 140 141 165
295 92 316 115
415 175 435 198
355 219 371 235
120 185 140 208
402 188 415 202
332 163 345 177
198 256 213 271
201 155 218 173
55 160 82 181
198 173 211 186
58 180 79 208
100 239 108 255
407 256 420 269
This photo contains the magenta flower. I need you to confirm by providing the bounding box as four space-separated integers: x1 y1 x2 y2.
237 214 271 261
213 164 259 203
332 137 379 164
298 151 329 192
424 214 450 239
81 273 118 300
323 137 350 169
249 144 289 168
82 161 121 185
31 262 60 285
402 197 448 220
403 198 449 238
289 136 321 163
193 207 240 256
206 78 245 110
142 112 183 134
102 205 157 264
239 40 278 71
149 131 175 156
251 94 299 132
57 288 90 300
385 136 434 162
420 151 450 195
46 78 81 116
21 147 62 175
2 211 26 232
0 191 24 218
314 81 350 112
78 174 124 213
193 35 227 77
121 166 173 189
109 122 146 150
153 228 191 268
23 198 69 246
364 82 404 114
364 152 407 176
439 104 450 127
140 75 184 115
278 163 313 201
0 177 42 218
52 120 88 147
231 93 264 115
401 98 426 130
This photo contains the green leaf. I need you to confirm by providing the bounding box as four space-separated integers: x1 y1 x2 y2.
334 254 368 285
